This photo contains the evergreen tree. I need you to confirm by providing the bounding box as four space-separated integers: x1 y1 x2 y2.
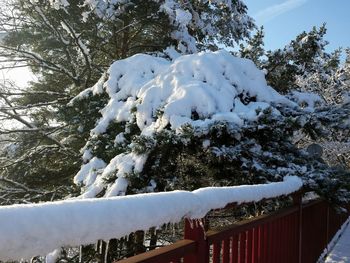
263 25 333 93
0 0 256 259
73 50 350 203
0 1 349 261
239 26 265 67
237 25 349 171
335 48 350 103
0 0 255 205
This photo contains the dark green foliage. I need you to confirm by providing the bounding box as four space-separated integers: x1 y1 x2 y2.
101 98 350 205
239 26 265 67
263 25 338 93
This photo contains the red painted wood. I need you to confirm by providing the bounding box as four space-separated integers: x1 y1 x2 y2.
206 207 298 244
277 218 282 263
183 219 208 263
283 215 289 263
271 218 277 263
301 201 328 263
288 213 295 263
223 238 230 263
246 229 253 263
239 231 247 263
292 212 299 263
267 222 274 263
213 241 221 263
253 227 260 263
262 223 268 263
231 234 239 263
116 239 195 263
116 197 350 263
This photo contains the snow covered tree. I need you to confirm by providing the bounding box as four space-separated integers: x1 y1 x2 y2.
72 51 350 205
262 25 334 94
335 48 350 104
239 26 264 67
0 0 105 203
0 0 257 259
0 0 255 205
238 25 349 171
58 0 255 54
0 0 349 260
67 47 349 261
321 48 350 169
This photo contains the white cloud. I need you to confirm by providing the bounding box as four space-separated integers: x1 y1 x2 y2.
254 0 308 24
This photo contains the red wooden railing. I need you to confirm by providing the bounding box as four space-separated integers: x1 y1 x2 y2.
116 194 349 263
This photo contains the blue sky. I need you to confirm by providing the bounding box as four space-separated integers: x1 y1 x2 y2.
244 0 350 53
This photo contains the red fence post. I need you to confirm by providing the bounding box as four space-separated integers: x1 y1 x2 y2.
292 191 303 263
183 218 209 263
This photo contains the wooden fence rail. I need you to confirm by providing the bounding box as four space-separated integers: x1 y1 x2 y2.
116 194 349 263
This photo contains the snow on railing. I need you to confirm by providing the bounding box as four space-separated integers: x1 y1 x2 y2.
0 176 302 261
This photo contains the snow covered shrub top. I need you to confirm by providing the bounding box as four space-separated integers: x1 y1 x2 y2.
77 51 292 136
71 50 350 203
73 51 289 197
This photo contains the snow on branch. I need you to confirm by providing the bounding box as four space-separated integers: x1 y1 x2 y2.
72 50 298 198
84 50 293 137
0 44 78 81
47 0 254 54
0 176 302 261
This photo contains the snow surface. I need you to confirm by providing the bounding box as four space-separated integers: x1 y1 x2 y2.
73 51 297 198
87 50 292 136
324 217 350 263
289 91 323 111
0 176 302 261
74 157 106 188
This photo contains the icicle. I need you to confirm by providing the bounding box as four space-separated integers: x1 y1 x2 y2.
172 223 176 237
94 241 98 251
175 222 181 232
104 241 109 263
198 218 204 229
79 245 83 263
99 240 103 254
195 219 200 228
199 218 208 240
189 219 194 229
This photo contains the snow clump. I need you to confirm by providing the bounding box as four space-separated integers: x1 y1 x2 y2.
73 50 296 198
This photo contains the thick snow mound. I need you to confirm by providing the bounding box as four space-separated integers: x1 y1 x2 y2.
74 51 296 198
85 50 292 136
0 176 302 261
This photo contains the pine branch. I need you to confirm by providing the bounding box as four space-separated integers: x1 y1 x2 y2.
0 44 78 81
0 109 78 156
0 98 72 111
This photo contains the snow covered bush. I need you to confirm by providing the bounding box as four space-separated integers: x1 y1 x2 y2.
71 50 350 205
